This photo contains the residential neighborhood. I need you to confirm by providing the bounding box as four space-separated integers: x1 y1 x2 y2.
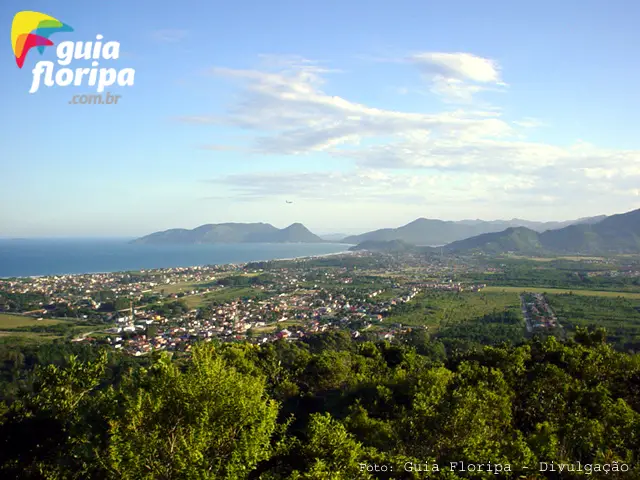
521 292 560 331
0 252 490 356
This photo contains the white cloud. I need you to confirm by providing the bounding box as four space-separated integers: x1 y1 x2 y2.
430 78 485 103
409 52 507 103
411 52 502 83
178 59 513 155
180 54 640 220
207 169 533 206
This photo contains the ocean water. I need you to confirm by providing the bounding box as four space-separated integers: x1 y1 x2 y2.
0 239 352 278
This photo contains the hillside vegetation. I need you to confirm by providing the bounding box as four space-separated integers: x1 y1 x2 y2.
133 223 325 245
0 330 638 479
342 216 606 246
445 208 640 255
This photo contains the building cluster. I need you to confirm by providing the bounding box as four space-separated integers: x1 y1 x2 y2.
93 285 428 355
1 266 225 298
2 251 491 357
522 292 558 329
410 281 486 292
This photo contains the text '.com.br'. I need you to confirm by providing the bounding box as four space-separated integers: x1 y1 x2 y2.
69 92 122 105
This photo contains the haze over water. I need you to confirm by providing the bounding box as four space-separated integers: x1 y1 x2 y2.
0 239 351 278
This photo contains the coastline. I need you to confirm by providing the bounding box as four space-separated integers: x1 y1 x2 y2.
261 249 356 263
0 244 356 280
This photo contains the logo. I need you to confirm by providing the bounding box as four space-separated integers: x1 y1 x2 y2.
11 11 72 68
11 11 135 95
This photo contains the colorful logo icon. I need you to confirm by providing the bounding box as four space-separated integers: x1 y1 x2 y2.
11 11 73 68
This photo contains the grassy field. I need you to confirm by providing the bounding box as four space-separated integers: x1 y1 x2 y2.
251 320 302 334
152 280 218 295
482 286 640 298
0 314 68 342
180 292 212 309
206 287 265 303
0 313 69 329
0 313 99 343
179 287 267 309
383 291 521 331
153 273 263 296
375 289 406 301
0 331 62 341
153 282 201 295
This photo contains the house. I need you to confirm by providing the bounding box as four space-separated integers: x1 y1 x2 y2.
277 329 291 339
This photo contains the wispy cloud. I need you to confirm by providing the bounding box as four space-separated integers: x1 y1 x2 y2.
178 58 512 156
513 117 548 129
178 53 640 216
206 169 513 205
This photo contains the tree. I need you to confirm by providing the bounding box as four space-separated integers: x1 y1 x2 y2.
0 345 279 479
103 345 279 479
574 326 607 346
0 350 110 478
288 413 376 480
145 325 158 338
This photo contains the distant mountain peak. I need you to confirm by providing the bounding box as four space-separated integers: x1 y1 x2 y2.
285 222 307 229
341 214 608 246
444 208 640 255
132 222 326 245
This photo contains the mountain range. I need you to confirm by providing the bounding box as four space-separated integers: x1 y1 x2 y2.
442 208 640 254
132 209 639 254
341 215 606 246
132 223 325 244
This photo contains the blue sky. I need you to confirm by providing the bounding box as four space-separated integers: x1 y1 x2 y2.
2 0 640 236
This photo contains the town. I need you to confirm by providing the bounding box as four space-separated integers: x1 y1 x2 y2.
0 252 491 356
3 250 640 356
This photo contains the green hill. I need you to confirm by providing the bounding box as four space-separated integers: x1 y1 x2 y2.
445 227 545 254
540 208 640 253
132 222 326 244
348 239 419 253
342 215 605 246
443 208 640 254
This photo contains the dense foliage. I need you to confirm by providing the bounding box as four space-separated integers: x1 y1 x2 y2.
1 329 639 479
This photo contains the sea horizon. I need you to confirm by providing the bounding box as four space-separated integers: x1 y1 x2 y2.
0 238 353 279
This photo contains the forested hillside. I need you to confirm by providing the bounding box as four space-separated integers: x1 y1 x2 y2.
0 330 638 479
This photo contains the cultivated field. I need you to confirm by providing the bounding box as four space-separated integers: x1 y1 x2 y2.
547 294 640 349
482 286 640 298
383 290 521 331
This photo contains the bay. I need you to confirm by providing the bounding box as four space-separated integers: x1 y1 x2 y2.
0 239 352 278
